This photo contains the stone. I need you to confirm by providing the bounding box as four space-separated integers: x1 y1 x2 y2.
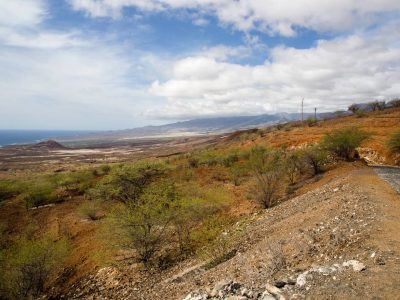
265 283 285 300
210 279 231 297
342 260 366 272
260 291 276 300
182 292 203 300
296 271 309 287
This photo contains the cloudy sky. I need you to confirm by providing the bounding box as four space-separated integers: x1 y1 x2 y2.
1 0 400 130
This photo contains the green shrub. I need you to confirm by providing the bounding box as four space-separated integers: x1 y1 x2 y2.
221 153 239 167
355 109 366 118
307 117 317 127
387 129 400 154
99 164 112 175
249 146 284 208
51 170 96 195
303 144 330 174
284 151 304 184
188 157 199 168
103 161 167 203
323 127 370 161
78 199 104 220
21 182 59 208
0 233 68 299
109 181 178 265
0 180 23 202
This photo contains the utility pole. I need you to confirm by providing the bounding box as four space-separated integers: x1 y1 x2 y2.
301 98 304 124
314 107 317 120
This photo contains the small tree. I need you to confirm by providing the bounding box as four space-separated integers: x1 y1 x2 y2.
348 103 360 114
387 129 400 154
105 161 166 203
303 144 329 175
388 98 400 108
111 181 177 265
368 101 385 111
249 146 283 208
323 127 370 161
284 151 303 185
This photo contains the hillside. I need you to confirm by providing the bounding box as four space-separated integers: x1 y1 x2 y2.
0 108 399 300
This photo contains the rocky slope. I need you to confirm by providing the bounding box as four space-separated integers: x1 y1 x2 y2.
61 163 400 299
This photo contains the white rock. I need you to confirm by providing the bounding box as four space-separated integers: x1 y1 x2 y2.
296 271 309 287
342 260 366 272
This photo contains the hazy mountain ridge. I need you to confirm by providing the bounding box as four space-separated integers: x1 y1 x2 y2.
60 112 340 145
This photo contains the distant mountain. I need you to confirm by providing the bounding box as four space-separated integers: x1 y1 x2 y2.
59 112 341 146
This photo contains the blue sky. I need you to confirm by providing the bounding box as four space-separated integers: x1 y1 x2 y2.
0 0 399 130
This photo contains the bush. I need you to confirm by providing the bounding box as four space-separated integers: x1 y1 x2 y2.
368 101 385 111
188 157 199 168
51 170 96 196
306 117 317 127
21 182 59 208
303 145 329 174
388 98 400 108
355 109 366 118
78 199 104 220
284 151 304 184
348 103 360 113
0 180 23 202
0 233 68 299
323 127 370 161
110 181 178 265
103 161 166 203
221 153 239 167
249 146 284 208
387 129 400 154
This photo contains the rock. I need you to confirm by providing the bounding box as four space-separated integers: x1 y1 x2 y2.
210 279 231 297
182 292 204 300
342 260 366 272
260 291 276 300
265 283 285 300
226 296 247 300
296 271 309 287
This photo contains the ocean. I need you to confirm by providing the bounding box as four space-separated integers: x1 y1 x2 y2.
0 130 93 147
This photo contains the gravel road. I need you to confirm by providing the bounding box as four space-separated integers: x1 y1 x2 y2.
373 166 400 193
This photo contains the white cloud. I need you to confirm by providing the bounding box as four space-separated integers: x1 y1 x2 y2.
0 0 46 28
69 0 400 36
149 23 400 119
0 0 161 129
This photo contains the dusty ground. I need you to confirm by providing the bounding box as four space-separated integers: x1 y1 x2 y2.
60 163 400 299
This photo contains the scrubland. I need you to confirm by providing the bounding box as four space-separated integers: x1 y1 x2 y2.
0 107 399 299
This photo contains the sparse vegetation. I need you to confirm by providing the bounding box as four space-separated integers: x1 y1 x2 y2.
0 232 68 299
387 129 400 154
323 127 370 161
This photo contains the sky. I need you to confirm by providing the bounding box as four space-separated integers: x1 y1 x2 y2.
0 0 400 130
